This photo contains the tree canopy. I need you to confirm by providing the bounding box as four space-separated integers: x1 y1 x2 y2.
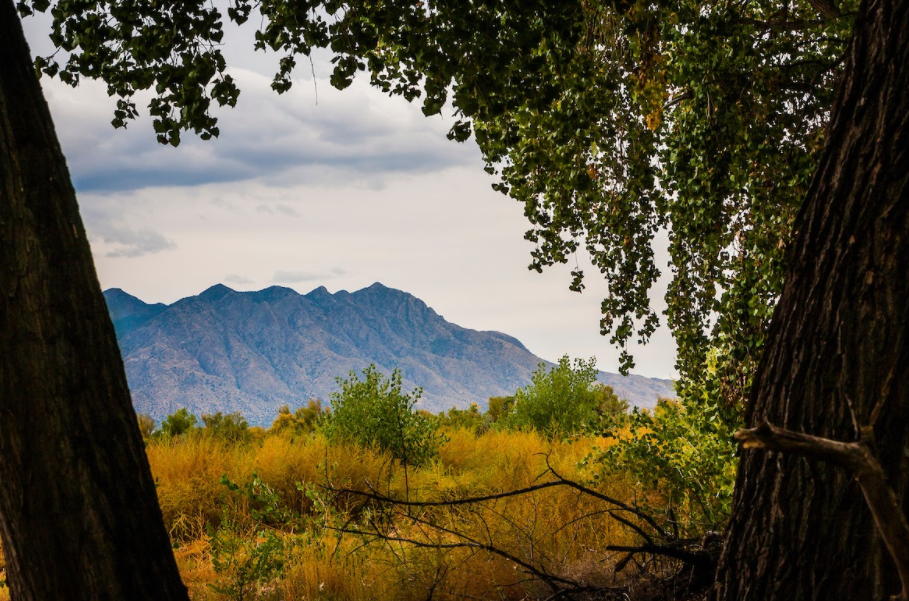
18 0 856 407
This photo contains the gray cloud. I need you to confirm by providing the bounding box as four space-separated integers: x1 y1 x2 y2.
275 204 298 216
210 197 239 211
80 199 177 258
36 64 478 194
255 202 299 216
100 226 176 258
272 267 346 283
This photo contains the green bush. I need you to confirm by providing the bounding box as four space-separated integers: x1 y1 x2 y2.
158 408 198 438
202 411 251 443
506 356 627 437
485 396 515 424
322 365 444 466
593 350 739 537
269 400 325 438
436 403 486 434
210 474 291 601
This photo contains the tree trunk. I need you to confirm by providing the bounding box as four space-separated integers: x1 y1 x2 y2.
0 4 189 599
714 0 909 598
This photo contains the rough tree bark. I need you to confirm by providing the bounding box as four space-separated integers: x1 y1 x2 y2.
0 3 189 599
714 0 909 598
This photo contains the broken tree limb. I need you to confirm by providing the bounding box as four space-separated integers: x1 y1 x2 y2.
735 422 909 601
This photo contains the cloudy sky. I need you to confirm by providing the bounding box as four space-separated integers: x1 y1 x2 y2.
21 14 677 379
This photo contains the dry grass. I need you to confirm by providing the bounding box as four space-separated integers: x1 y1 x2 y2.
0 428 646 600
151 428 639 600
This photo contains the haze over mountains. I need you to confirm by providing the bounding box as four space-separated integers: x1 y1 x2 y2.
105 283 675 425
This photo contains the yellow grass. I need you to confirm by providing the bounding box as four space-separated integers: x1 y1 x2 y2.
146 428 638 600
0 428 642 600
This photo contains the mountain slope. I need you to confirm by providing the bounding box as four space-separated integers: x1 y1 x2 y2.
105 283 675 424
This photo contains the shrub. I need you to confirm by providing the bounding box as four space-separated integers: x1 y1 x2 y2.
202 411 251 444
591 384 630 422
593 397 737 537
268 400 325 438
507 356 625 437
159 408 198 438
485 396 515 424
436 403 485 433
322 365 444 466
592 350 738 537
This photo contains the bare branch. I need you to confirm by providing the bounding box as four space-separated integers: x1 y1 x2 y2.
544 457 669 538
328 524 573 593
330 473 666 538
605 543 708 567
735 422 866 470
663 90 693 109
608 511 654 545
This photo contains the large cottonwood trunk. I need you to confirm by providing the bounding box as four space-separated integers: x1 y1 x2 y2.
0 4 189 599
714 0 909 599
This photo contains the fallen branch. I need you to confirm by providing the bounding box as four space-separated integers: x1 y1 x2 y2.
326 466 721 593
328 518 625 600
329 467 667 538
736 422 909 601
330 525 572 593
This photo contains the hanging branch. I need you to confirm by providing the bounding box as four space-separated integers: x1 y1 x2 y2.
735 422 909 601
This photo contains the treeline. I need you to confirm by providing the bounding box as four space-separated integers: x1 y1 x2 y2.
139 355 631 460
137 354 736 540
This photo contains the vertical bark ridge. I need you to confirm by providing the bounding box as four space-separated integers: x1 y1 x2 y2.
715 0 909 598
0 4 189 599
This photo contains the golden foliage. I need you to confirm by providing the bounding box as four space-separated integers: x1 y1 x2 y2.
0 428 654 600
144 428 642 599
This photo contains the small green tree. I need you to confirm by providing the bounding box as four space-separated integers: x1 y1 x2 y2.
201 411 251 444
209 474 291 601
437 403 485 433
323 366 443 466
485 396 515 424
269 400 326 438
593 350 738 536
591 384 630 422
158 408 198 439
506 356 604 437
594 398 738 537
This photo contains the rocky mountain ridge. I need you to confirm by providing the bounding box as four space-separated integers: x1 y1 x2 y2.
105 283 675 425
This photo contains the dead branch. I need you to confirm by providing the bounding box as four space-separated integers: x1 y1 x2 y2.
544 456 669 538
329 524 577 595
663 90 693 110
736 422 909 601
330 468 668 538
326 461 720 597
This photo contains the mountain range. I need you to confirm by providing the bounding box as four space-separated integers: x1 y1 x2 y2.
104 283 675 425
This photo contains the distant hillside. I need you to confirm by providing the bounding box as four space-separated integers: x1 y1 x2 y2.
105 284 675 425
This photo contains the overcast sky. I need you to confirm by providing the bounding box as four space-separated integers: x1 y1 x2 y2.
21 14 678 379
